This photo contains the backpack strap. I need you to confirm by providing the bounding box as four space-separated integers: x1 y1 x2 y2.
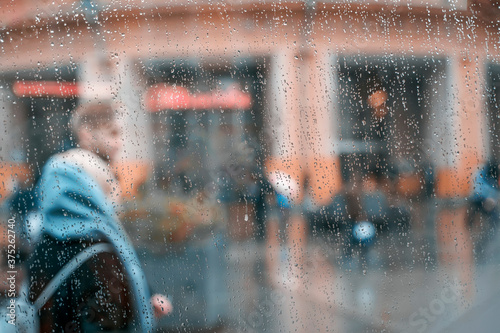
33 242 114 310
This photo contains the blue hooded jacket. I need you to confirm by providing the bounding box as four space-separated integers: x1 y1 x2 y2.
34 154 155 332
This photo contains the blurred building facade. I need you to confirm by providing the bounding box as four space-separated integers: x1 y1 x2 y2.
0 0 499 244
2 2 500 331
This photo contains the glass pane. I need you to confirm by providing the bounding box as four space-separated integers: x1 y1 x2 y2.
0 2 499 333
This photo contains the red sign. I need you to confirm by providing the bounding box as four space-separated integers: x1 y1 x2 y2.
144 84 252 112
12 81 79 98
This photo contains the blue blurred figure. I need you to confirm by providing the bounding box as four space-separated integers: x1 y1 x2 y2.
471 160 500 215
469 160 500 261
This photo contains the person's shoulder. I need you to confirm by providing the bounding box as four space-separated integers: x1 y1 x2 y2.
58 148 113 181
57 148 94 167
39 149 90 182
44 149 79 167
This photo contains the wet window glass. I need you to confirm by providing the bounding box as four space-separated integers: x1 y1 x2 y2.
0 1 499 332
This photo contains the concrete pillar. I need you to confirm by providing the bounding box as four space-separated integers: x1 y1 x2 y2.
434 54 486 308
111 57 154 198
265 50 305 202
305 50 342 206
264 50 307 290
77 50 113 103
0 86 28 200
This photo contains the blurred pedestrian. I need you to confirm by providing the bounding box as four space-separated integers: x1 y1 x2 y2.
470 159 500 216
468 159 500 261
28 101 171 332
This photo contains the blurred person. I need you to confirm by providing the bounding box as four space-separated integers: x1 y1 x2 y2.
218 139 261 241
470 159 500 216
364 157 412 234
305 188 350 242
265 170 309 291
27 102 171 332
468 159 500 260
361 158 391 228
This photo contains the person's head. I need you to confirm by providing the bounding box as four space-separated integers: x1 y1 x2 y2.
363 71 388 119
70 101 122 162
